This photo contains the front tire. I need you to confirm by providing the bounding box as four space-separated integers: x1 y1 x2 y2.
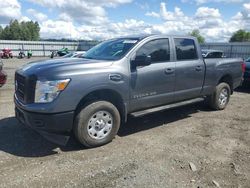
74 101 121 147
208 82 231 110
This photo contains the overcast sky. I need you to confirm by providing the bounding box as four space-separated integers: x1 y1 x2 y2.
0 0 250 42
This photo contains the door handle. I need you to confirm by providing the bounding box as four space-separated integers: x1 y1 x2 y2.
165 68 174 75
109 74 122 82
195 66 202 71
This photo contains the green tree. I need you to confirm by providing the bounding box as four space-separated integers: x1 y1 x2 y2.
20 21 30 40
0 26 3 38
9 20 22 40
0 26 11 40
189 29 205 44
0 20 40 41
27 21 40 40
230 30 250 42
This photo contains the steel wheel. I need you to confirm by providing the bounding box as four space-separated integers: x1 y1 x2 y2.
218 88 229 106
87 111 113 140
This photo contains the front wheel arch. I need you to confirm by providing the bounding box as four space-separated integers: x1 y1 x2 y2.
74 89 127 124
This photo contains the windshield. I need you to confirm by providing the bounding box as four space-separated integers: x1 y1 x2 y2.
82 38 140 60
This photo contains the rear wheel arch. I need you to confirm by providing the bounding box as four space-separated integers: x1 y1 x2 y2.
208 82 231 110
218 74 233 94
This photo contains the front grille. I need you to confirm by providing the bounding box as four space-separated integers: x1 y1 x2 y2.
15 73 25 101
15 72 36 104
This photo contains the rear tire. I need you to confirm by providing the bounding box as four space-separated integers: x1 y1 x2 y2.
208 82 231 110
74 101 120 148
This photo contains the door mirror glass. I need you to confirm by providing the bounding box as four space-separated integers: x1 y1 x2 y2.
133 55 151 67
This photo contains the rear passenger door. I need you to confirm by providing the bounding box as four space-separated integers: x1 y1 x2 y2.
173 38 205 101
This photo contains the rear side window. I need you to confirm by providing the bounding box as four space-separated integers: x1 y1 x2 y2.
174 38 198 61
136 39 170 63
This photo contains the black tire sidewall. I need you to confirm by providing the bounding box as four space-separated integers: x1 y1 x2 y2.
74 101 121 147
214 83 231 110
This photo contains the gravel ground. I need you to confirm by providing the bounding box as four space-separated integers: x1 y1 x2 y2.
0 57 249 188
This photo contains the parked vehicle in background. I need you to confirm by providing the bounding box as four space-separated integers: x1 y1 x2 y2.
0 60 7 87
57 48 69 57
242 57 250 86
18 49 25 59
202 49 225 58
0 48 13 59
27 50 32 59
15 35 243 148
50 50 57 58
62 51 86 58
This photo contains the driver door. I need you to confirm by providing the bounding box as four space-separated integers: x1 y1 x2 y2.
129 38 175 112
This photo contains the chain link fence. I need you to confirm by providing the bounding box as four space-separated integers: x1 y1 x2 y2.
201 42 250 59
0 40 99 57
1 40 249 59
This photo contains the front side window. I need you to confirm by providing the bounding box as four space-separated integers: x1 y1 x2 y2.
174 38 198 61
136 39 170 63
83 38 140 61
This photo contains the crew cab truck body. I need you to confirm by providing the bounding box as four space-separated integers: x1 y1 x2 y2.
14 35 243 147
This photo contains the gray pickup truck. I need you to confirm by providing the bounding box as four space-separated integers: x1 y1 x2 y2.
15 35 243 147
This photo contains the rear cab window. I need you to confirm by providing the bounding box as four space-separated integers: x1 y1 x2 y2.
174 38 198 61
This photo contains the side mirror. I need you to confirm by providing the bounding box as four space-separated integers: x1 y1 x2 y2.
132 55 151 67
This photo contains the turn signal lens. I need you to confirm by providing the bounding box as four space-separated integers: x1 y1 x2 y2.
57 81 69 91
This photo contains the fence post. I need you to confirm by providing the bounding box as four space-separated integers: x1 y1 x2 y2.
43 43 45 57
230 44 233 58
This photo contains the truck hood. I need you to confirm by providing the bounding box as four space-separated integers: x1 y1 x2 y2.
17 58 114 77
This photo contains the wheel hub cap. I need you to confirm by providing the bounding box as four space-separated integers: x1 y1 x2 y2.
87 111 113 140
219 88 228 106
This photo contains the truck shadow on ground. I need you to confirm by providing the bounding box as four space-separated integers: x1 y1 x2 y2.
118 102 210 136
235 85 250 94
0 102 209 158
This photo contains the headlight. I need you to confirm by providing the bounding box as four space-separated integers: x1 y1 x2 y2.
35 79 70 103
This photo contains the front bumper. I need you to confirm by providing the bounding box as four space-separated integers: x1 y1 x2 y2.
15 104 74 145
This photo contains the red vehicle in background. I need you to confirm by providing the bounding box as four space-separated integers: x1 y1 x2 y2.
0 48 13 59
0 60 7 87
